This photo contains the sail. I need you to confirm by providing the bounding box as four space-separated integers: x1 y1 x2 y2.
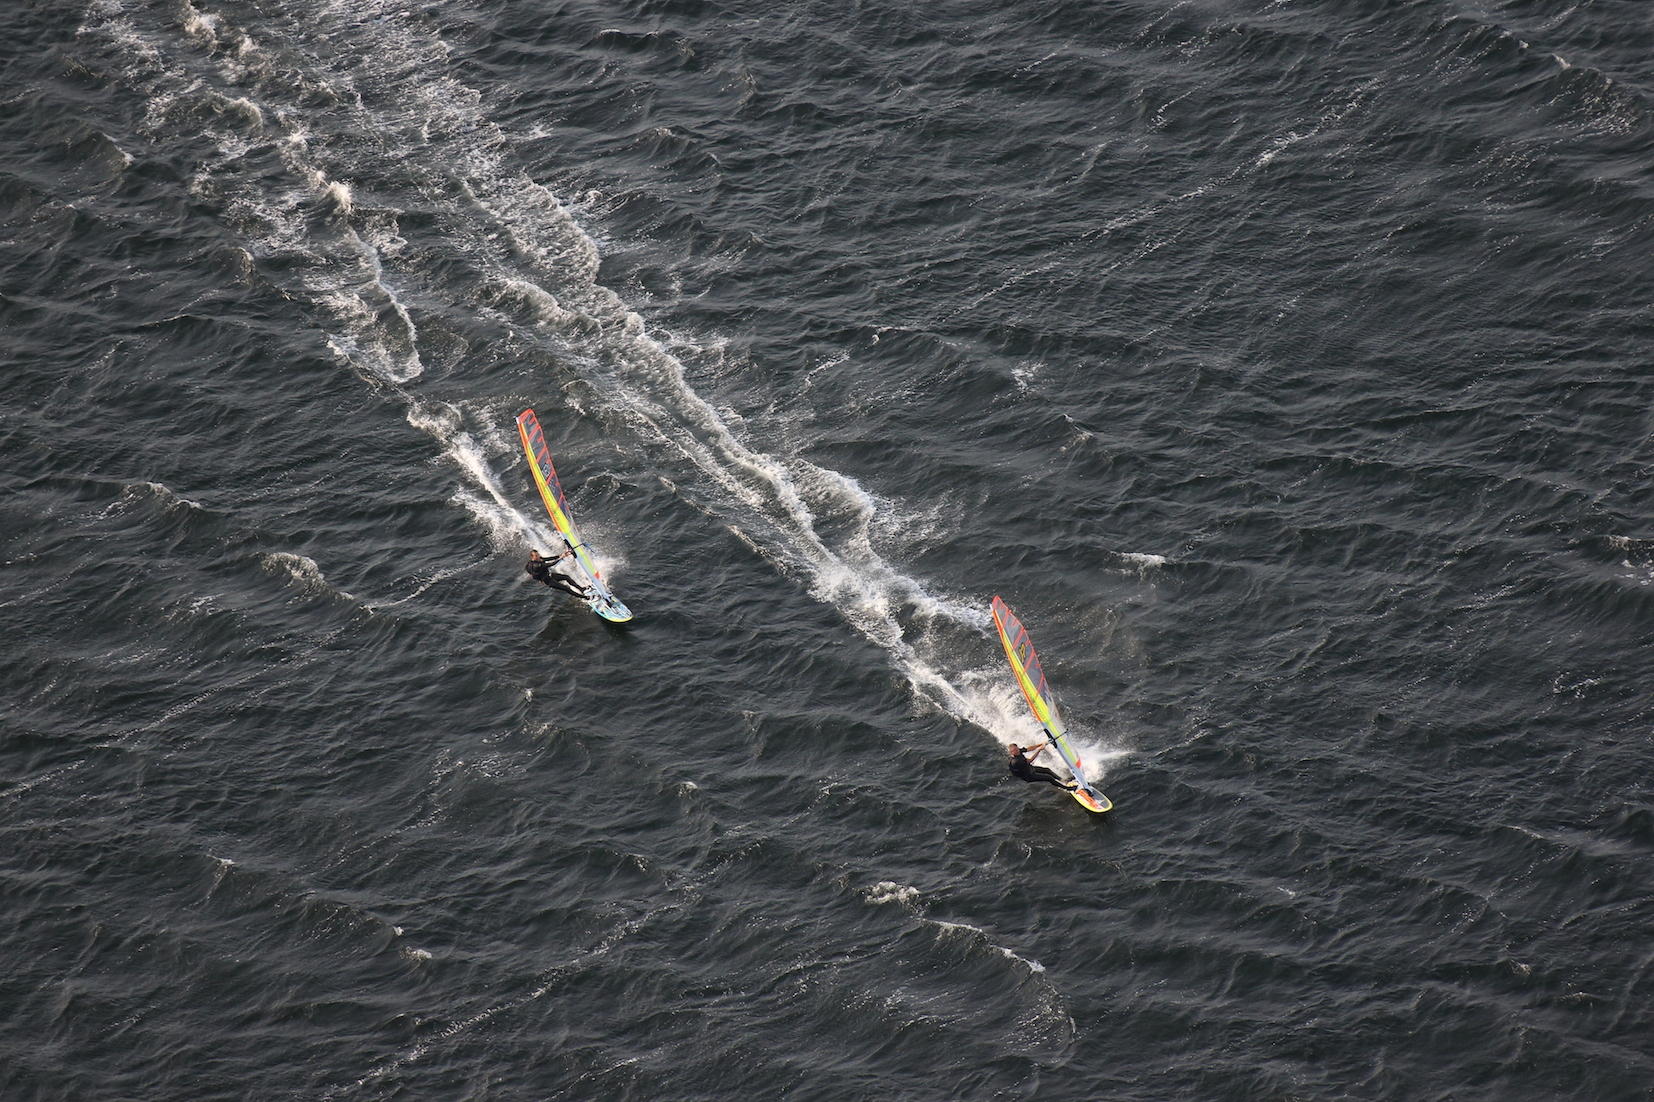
516 408 605 585
517 409 575 536
991 596 1089 787
515 409 632 623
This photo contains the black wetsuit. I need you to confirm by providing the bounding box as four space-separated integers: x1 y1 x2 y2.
526 554 588 598
1009 748 1071 788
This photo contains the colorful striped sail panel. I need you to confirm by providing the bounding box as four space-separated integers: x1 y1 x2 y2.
991 595 1106 810
991 595 1065 736
516 409 632 622
517 408 576 545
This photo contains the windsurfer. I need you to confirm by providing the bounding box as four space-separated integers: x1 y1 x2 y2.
525 547 593 599
1008 741 1079 790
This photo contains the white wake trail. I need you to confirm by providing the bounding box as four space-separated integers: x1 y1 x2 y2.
80 0 1100 750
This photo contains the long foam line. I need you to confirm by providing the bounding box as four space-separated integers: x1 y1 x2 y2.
81 0 1069 745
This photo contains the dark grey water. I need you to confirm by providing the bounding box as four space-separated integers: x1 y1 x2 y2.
4 0 1653 1098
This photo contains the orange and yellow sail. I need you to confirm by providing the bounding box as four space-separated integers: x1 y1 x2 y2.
517 409 632 623
991 596 1110 812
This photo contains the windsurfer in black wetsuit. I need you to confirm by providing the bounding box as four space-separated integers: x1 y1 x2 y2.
525 547 593 600
1008 740 1078 791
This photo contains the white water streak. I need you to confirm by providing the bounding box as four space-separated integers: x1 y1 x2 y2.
76 0 1121 764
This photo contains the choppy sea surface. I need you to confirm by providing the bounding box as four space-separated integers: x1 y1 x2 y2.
4 0 1653 1098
